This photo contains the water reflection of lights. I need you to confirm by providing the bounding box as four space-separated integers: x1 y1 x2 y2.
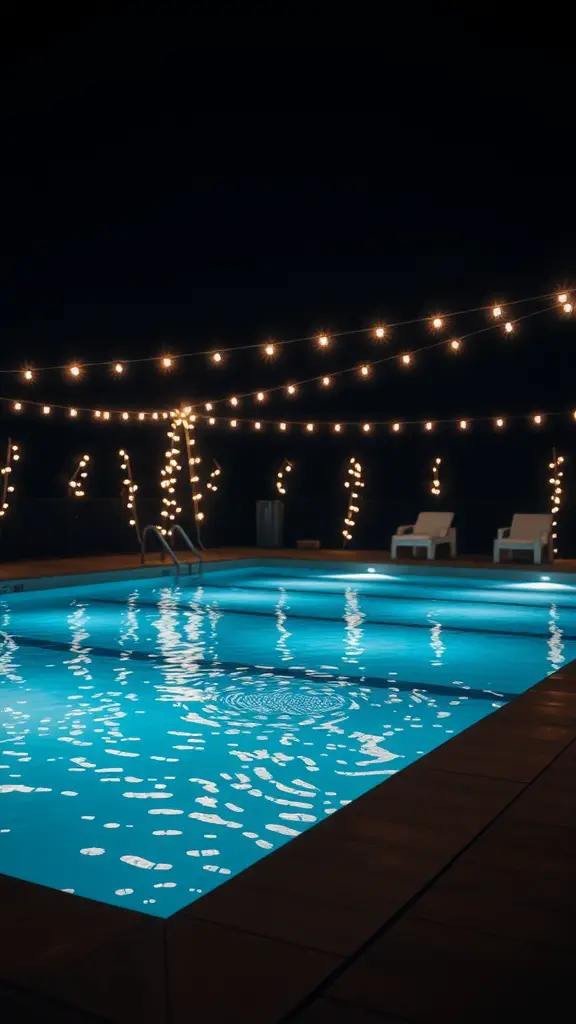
0 605 23 685
275 587 293 662
65 604 92 682
427 612 446 667
343 586 365 666
547 602 565 672
116 590 140 685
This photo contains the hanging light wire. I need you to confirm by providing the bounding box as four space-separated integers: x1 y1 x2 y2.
0 288 565 378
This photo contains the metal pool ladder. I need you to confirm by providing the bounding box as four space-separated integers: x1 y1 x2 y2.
140 524 202 576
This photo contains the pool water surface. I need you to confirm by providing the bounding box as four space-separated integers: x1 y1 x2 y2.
0 560 574 916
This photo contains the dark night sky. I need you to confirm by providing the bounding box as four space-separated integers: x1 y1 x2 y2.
0 22 574 553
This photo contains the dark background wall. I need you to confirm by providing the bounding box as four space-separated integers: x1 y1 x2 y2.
0 421 570 560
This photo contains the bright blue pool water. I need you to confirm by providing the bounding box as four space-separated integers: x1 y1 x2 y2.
1 560 574 917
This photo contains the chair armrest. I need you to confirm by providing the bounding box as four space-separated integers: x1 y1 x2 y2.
396 525 414 536
497 527 511 539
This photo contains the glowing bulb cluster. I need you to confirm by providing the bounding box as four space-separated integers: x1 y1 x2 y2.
430 456 442 497
180 415 205 531
68 454 90 498
548 451 565 555
206 460 222 494
159 424 183 534
276 459 293 496
118 449 140 540
342 457 365 545
0 441 21 518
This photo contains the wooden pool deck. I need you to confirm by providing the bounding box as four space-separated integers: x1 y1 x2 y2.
0 548 575 1021
2 545 576 582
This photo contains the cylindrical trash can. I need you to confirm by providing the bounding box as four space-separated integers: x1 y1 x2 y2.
256 500 284 547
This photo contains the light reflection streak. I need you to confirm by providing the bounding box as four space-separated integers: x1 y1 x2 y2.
275 587 293 662
342 586 365 667
547 602 565 672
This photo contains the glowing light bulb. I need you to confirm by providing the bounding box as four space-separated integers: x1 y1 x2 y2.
230 419 237 428
69 364 81 377
318 335 329 347
401 353 411 365
13 402 22 411
256 392 265 402
114 362 124 374
362 423 371 432
212 352 222 363
152 412 158 420
254 421 261 430
450 339 460 351
23 369 33 381
43 406 51 415
459 420 468 430
208 417 215 425
103 411 110 420
161 356 173 369
504 321 513 333
265 344 275 356
279 422 287 431
230 396 238 407
495 418 504 427
321 376 331 387
392 422 400 432
375 326 385 339
558 293 568 304
334 423 341 432
533 415 542 425
432 317 443 329
138 412 145 420
492 305 503 318
287 384 296 395
425 421 433 431
306 423 314 432
360 364 370 377
563 302 573 313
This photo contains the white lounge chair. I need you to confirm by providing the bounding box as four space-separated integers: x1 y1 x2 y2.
391 512 456 561
493 514 553 564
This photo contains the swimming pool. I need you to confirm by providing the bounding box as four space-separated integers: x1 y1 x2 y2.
1 559 574 917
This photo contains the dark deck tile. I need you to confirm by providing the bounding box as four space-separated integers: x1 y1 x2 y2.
0 981 107 1023
165 916 341 1024
421 717 576 782
0 875 146 991
39 919 167 1024
324 764 522 838
185 876 397 957
328 915 574 1022
413 871 576 948
293 996 403 1023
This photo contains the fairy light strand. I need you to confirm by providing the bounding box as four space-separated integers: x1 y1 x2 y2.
118 449 141 544
0 438 21 519
68 454 90 498
342 457 365 547
181 415 205 546
275 459 293 496
549 448 565 556
3 287 567 379
206 459 222 495
430 457 442 497
159 422 184 535
0 301 565 424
